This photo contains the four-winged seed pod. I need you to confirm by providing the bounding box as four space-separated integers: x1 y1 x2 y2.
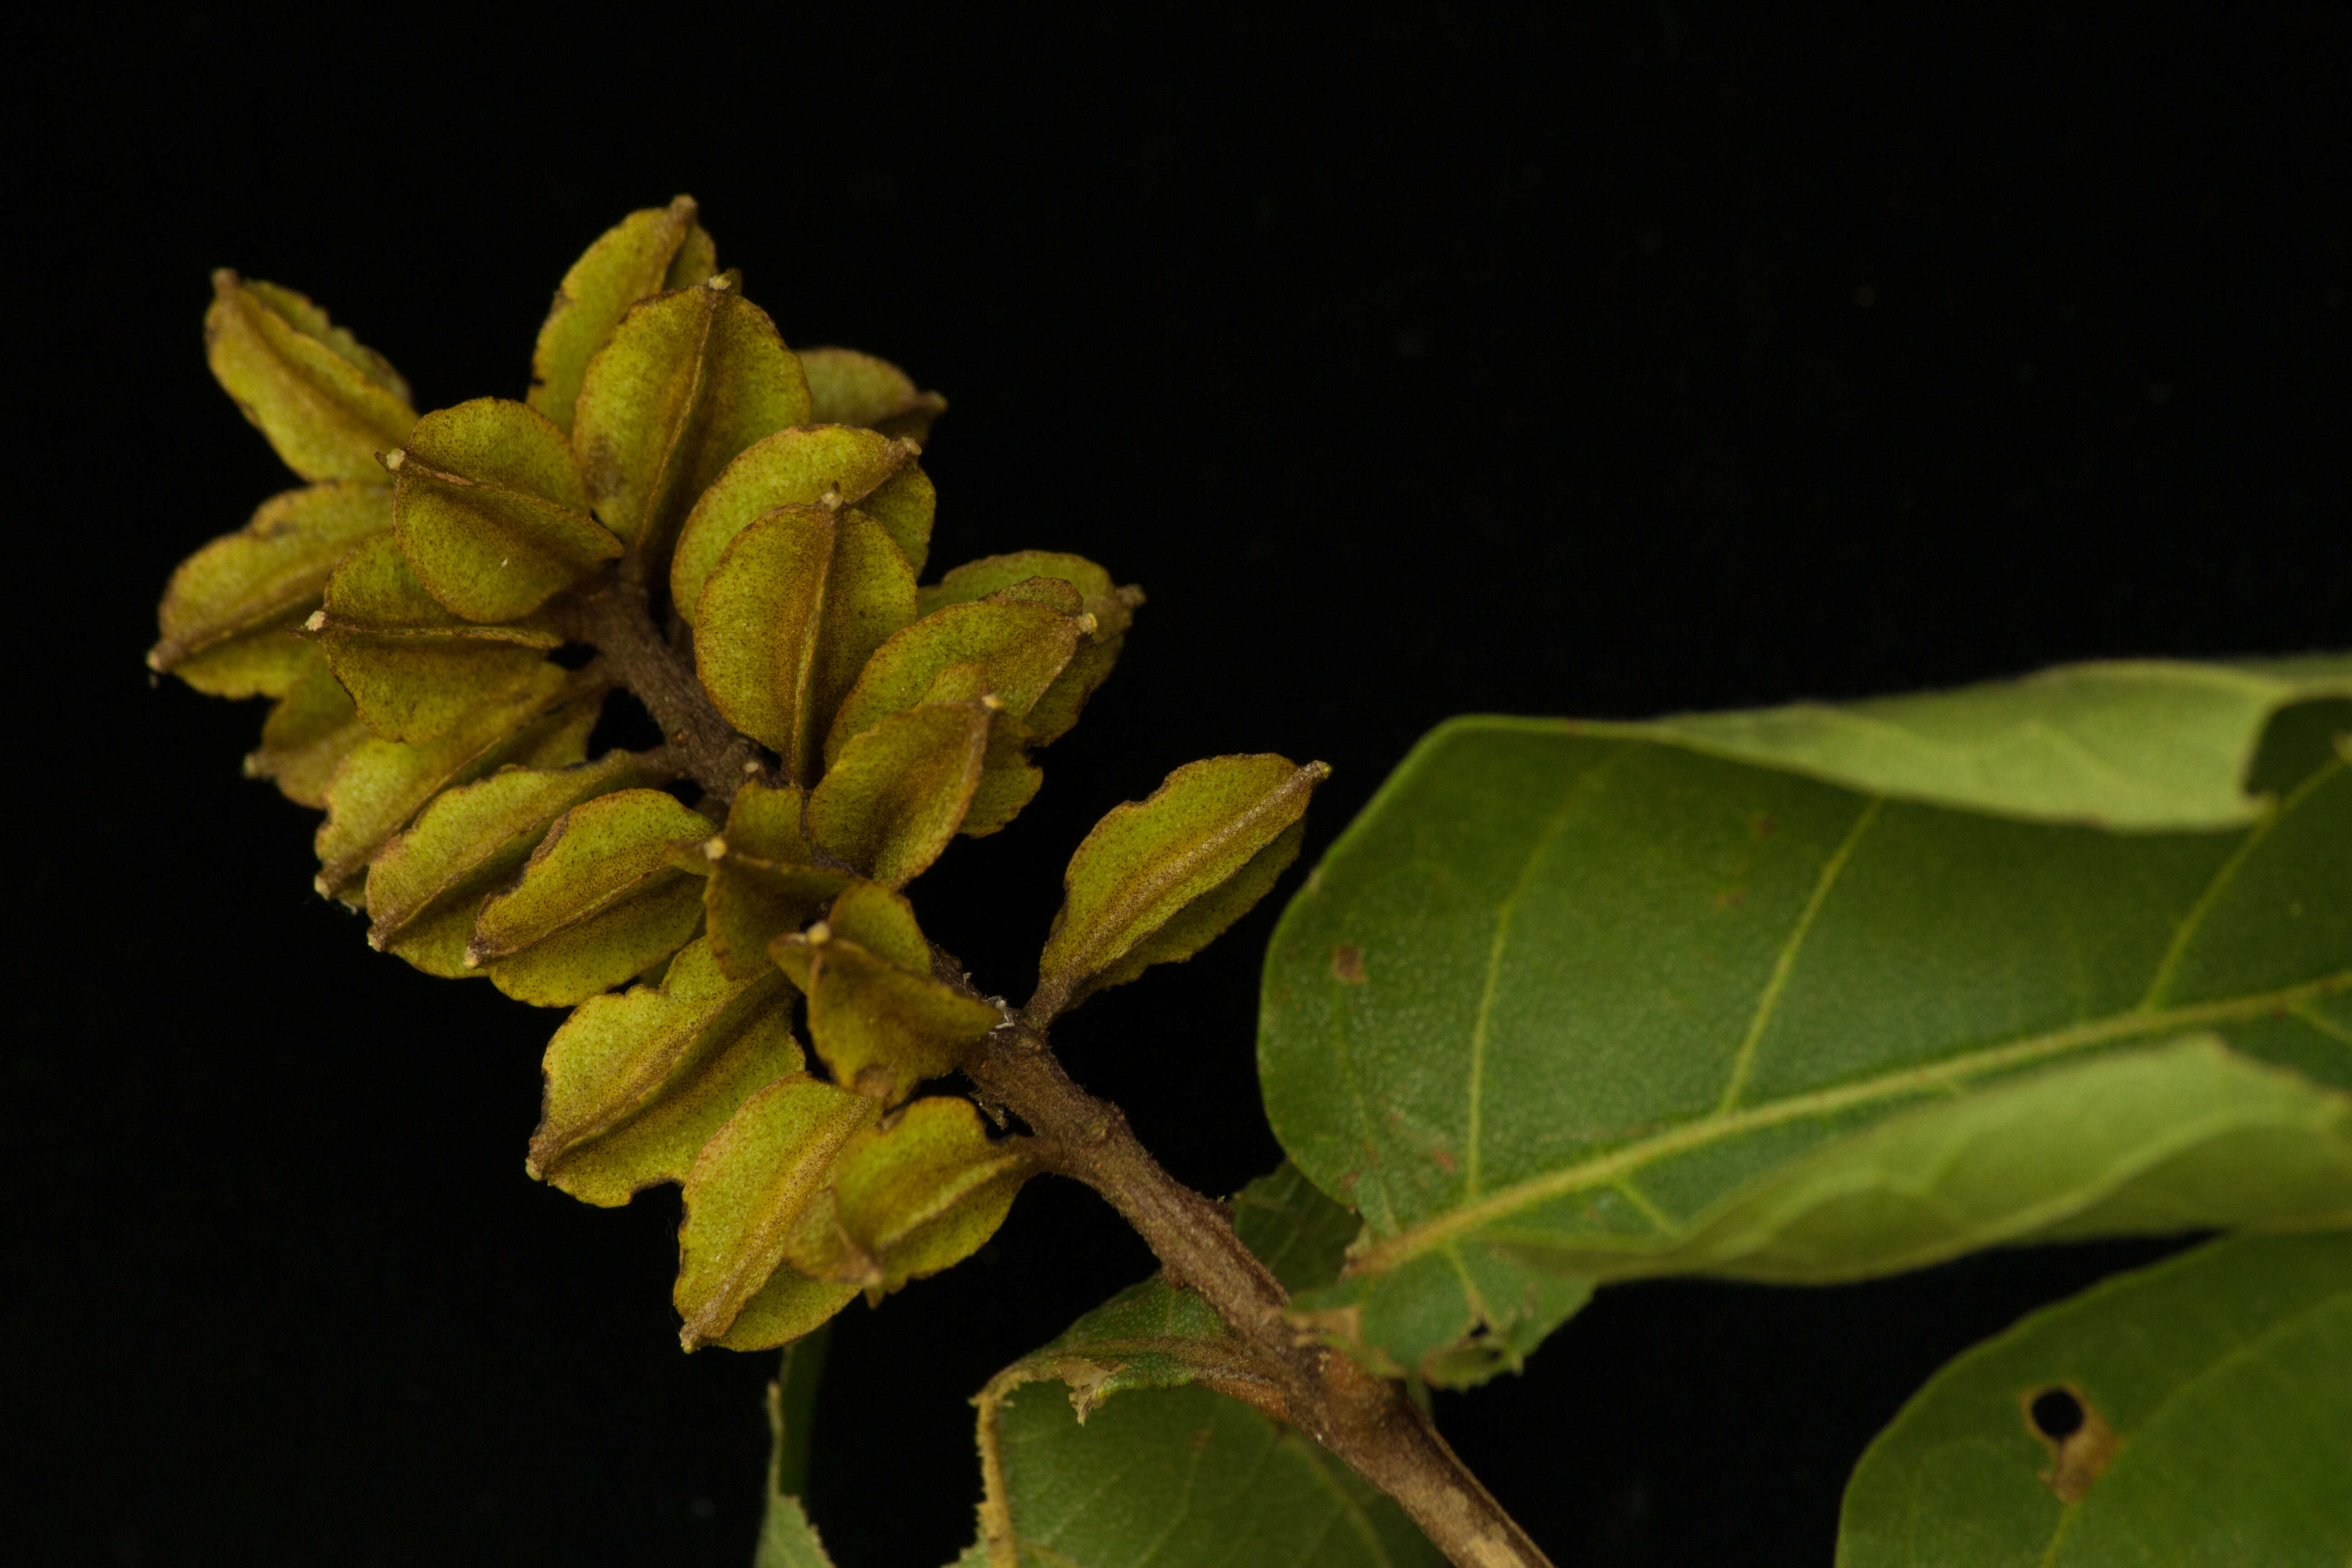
153 196 1325 1356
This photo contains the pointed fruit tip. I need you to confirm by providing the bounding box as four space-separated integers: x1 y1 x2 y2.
703 836 728 861
210 267 240 295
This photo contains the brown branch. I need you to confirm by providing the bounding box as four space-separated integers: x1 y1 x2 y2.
578 580 1550 1568
565 563 769 801
959 1009 1554 1568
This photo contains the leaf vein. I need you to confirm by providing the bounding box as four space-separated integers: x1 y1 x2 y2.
1716 794 1884 1112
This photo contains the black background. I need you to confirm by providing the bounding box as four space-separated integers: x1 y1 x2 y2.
9 5 2349 1564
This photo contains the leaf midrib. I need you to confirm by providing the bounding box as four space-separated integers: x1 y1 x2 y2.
1348 969 2352 1274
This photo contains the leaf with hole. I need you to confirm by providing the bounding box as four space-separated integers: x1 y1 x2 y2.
671 424 935 617
769 882 1002 1104
205 272 416 481
1259 673 2352 1386
797 345 946 443
529 936 804 1207
571 276 811 573
1035 755 1326 1019
786 1097 1034 1293
312 663 600 898
151 481 394 695
529 196 716 436
703 781 856 981
1838 1229 2352 1566
387 397 618 622
364 750 657 976
694 505 916 783
675 1072 880 1349
466 786 715 1006
310 534 562 742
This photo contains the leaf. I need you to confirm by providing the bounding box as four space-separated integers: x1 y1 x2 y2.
757 1329 839 1568
693 505 916 783
804 694 996 888
786 1097 1035 1292
823 599 1081 766
1259 674 2352 1386
1034 755 1327 1019
529 936 804 1206
960 1163 1424 1568
152 481 395 694
528 196 714 436
242 647 368 806
571 275 812 574
797 345 947 443
670 424 935 618
770 882 1003 1104
467 786 715 1007
205 272 416 481
387 397 618 623
675 1072 880 1348
704 781 856 981
312 663 599 897
309 534 561 742
1642 654 2352 828
363 750 656 976
973 1386 1438 1568
1837 1230 2352 1566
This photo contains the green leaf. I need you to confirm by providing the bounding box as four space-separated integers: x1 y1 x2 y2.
571 275 812 574
671 424 936 617
205 272 416 481
693 505 916 783
757 1329 840 1568
769 882 1003 1104
1838 1230 2352 1566
529 936 803 1206
972 1385 1439 1568
151 481 393 695
363 750 656 976
797 345 947 443
823 599 1081 766
1640 655 2352 828
310 534 561 742
703 781 855 981
1259 673 2352 1386
961 1164 1421 1568
786 1097 1035 1293
675 1072 880 1349
804 691 996 888
243 647 368 806
528 196 714 436
312 663 600 897
467 786 714 1006
387 397 618 623
1035 755 1327 1019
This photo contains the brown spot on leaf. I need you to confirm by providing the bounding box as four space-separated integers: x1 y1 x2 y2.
2023 1384 2117 1503
1332 943 1367 983
1430 1146 1456 1174
1713 887 1746 909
